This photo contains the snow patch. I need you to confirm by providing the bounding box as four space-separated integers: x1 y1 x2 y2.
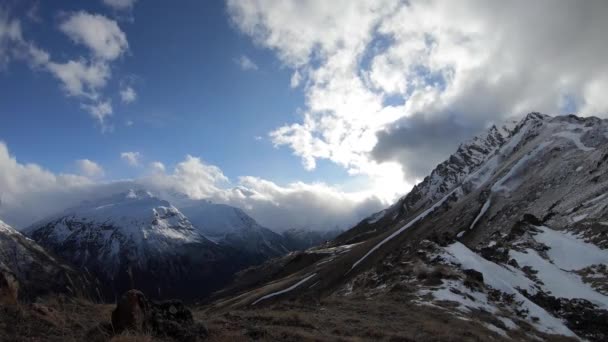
534 226 608 270
469 199 490 230
443 242 576 337
552 131 594 151
252 273 317 305
510 248 608 308
351 188 459 270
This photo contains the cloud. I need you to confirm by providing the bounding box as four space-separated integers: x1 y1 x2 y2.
290 70 301 88
234 54 258 71
81 100 113 125
0 142 94 227
0 9 23 68
0 141 382 231
149 161 165 172
0 9 131 131
59 11 128 61
227 0 608 188
141 155 384 231
0 9 131 129
102 0 138 11
120 85 136 103
120 151 141 166
46 59 110 99
75 159 104 178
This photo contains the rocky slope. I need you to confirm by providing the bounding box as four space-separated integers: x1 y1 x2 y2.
26 190 250 301
206 113 608 341
0 218 89 301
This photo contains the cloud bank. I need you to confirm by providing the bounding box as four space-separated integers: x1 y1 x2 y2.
0 142 383 231
227 0 608 183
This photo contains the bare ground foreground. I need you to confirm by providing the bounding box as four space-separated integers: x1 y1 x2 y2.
0 294 575 341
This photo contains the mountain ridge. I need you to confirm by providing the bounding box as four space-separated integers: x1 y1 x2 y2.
205 113 608 341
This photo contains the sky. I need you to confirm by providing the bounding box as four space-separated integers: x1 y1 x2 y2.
1 0 607 231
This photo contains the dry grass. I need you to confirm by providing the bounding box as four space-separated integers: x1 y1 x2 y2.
197 296 534 341
109 331 156 342
0 296 113 342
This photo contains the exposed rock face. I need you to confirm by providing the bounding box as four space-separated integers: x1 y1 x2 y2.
110 290 208 342
0 218 88 301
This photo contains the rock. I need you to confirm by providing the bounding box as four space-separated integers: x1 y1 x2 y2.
463 269 484 283
0 269 19 305
463 268 484 291
111 289 150 333
109 290 208 341
149 300 208 342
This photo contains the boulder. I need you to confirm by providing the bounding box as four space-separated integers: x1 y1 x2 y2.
111 289 150 332
109 290 208 341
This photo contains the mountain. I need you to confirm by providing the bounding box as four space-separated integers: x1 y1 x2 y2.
281 227 343 251
0 218 89 301
206 113 608 341
177 199 289 260
26 189 250 301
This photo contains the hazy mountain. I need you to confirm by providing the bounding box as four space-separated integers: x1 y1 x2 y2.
26 189 250 301
177 199 290 260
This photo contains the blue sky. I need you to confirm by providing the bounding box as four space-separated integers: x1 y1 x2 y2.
1 0 607 230
0 0 350 185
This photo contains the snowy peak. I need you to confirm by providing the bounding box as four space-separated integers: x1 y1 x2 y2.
29 190 205 252
178 198 290 258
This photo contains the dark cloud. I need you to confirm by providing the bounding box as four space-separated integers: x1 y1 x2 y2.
371 112 487 180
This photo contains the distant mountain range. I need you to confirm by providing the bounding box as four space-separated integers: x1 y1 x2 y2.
1 188 335 301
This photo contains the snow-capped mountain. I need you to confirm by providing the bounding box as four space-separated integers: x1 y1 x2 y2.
0 218 89 300
335 117 519 245
26 189 250 301
208 113 608 341
177 199 289 260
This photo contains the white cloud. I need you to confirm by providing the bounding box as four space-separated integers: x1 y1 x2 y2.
290 70 301 88
81 100 113 125
102 0 138 11
120 151 141 166
149 161 165 172
227 0 608 195
59 12 128 61
234 54 258 71
0 142 382 231
141 155 384 231
0 9 131 129
0 11 23 68
0 142 94 227
46 59 110 99
75 159 104 178
120 85 137 103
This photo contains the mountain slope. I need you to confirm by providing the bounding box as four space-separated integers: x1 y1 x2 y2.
26 190 249 301
0 218 89 301
206 113 608 341
177 199 290 260
281 228 343 251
